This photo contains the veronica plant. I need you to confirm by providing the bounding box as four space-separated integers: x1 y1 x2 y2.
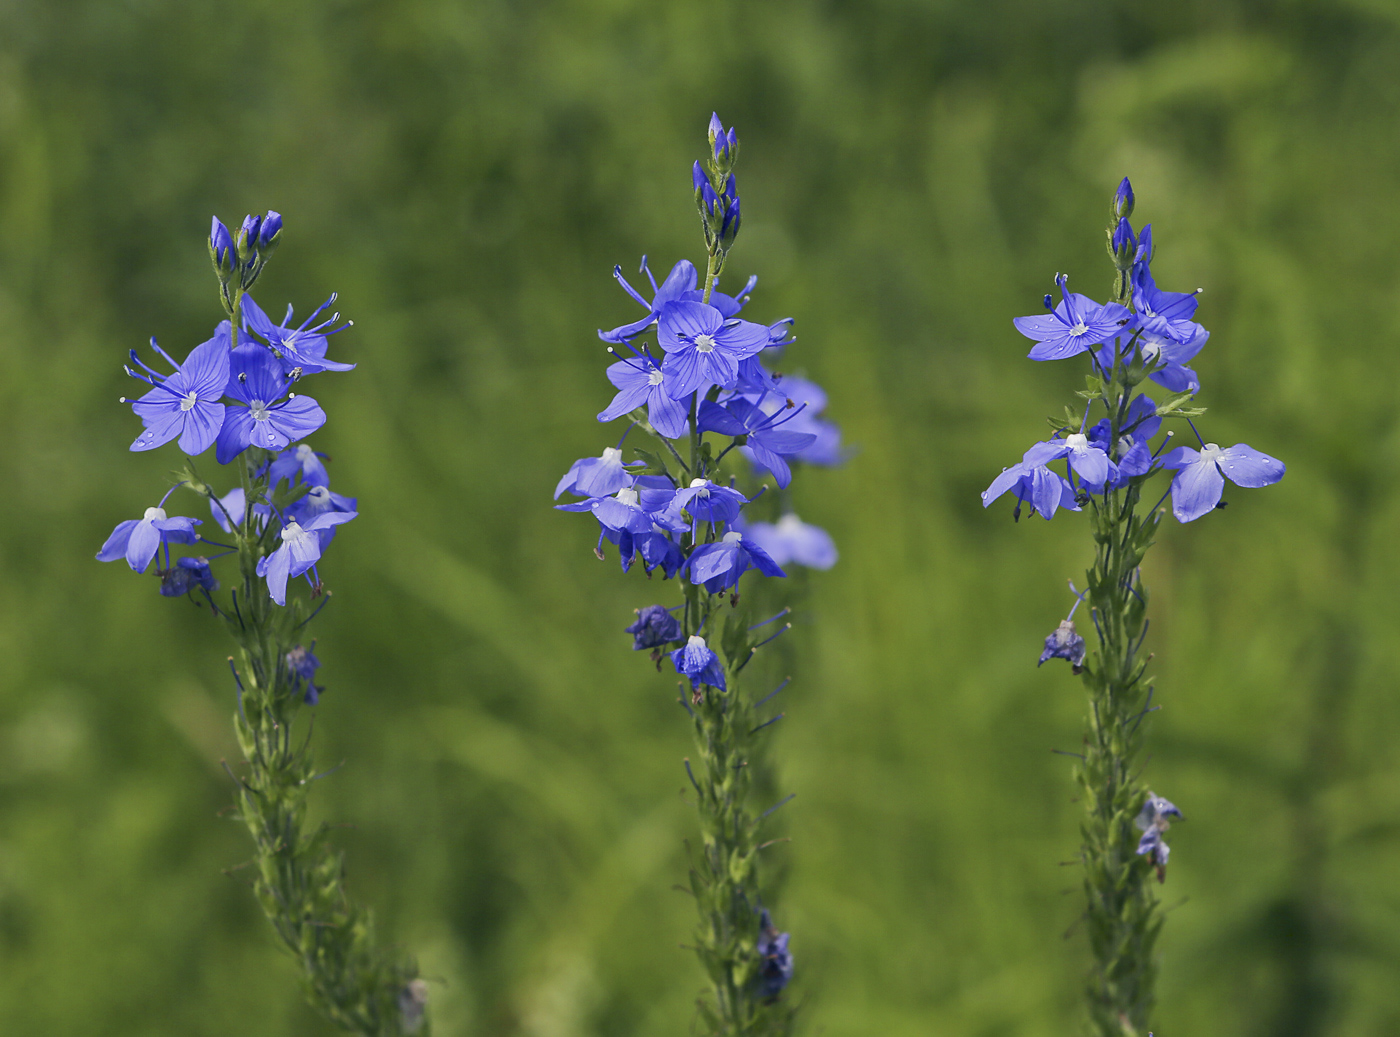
555 115 840 1035
99 214 428 1036
983 180 1285 1036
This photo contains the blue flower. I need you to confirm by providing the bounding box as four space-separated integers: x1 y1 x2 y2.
1039 619 1086 670
159 556 218 598
1013 275 1131 362
598 258 698 343
124 325 230 455
670 634 726 693
982 458 1080 521
286 644 323 704
553 447 642 500
268 443 330 489
1135 792 1182 873
756 910 793 1000
287 484 358 546
256 510 358 605
215 340 327 464
625 605 682 650
657 302 771 398
1160 442 1285 522
97 505 202 573
596 351 689 439
686 530 786 594
736 513 837 570
1023 433 1117 491
1132 227 1206 348
556 486 656 569
698 397 816 488
672 479 748 523
241 293 355 375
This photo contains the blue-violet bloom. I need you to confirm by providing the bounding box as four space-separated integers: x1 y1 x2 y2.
625 605 682 650
670 634 726 693
1013 275 1131 362
241 293 355 375
737 514 837 570
97 507 202 573
658 302 770 398
1160 443 1285 523
686 530 786 594
215 342 327 464
126 326 231 455
256 510 358 605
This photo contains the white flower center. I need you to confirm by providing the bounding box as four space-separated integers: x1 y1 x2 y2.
1070 321 1089 336
694 333 717 353
777 514 803 534
281 521 307 542
306 486 330 506
250 400 270 422
143 507 167 521
687 635 707 649
601 447 621 463
1065 433 1089 451
1200 443 1223 461
1140 341 1162 362
295 443 315 462
180 390 199 412
723 530 743 544
648 367 665 385
689 478 707 488
616 487 639 506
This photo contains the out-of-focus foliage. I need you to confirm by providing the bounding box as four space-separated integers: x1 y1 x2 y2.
1 1 1398 1034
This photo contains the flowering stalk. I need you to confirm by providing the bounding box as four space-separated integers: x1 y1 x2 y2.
984 179 1285 1035
558 114 839 1034
100 215 426 1035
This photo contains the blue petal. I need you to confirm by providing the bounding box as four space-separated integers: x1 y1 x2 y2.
1170 457 1225 522
1219 444 1285 488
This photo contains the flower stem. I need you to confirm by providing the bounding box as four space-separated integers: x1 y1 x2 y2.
1077 370 1164 1037
683 608 793 1036
221 451 424 1036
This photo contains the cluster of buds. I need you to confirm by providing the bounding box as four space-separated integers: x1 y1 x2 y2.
694 112 742 263
209 210 283 308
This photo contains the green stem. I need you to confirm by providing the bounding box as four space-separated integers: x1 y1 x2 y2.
224 452 424 1036
1077 373 1163 1037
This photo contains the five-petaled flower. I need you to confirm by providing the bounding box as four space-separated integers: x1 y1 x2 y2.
242 294 355 376
686 530 786 594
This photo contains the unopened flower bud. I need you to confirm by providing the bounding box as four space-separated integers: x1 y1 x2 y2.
237 213 262 264
1113 176 1135 221
258 210 283 250
209 217 236 281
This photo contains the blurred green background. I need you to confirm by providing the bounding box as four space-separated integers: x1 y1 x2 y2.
1 0 1397 1033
